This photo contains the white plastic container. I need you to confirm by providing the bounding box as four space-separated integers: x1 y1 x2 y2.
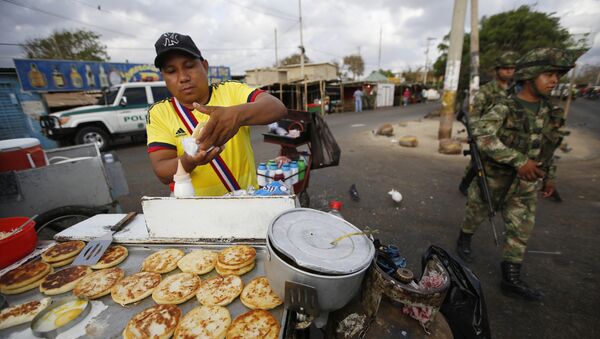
173 159 195 198
257 163 267 187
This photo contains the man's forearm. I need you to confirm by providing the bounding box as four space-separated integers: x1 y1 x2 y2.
239 94 286 126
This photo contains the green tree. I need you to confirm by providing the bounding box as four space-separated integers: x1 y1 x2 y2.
23 29 109 61
343 54 364 80
378 69 395 78
433 6 580 96
280 53 311 66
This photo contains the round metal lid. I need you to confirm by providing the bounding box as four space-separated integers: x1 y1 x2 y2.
268 208 375 275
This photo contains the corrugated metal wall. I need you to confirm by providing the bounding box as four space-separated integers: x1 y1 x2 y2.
0 70 57 148
0 76 28 140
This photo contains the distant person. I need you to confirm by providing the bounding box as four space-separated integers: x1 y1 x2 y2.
402 88 410 106
456 48 575 301
146 32 286 196
353 88 364 112
458 51 519 196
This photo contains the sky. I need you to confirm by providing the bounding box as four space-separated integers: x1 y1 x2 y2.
0 0 598 77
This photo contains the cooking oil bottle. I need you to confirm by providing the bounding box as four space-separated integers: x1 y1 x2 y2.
52 65 65 88
28 63 47 88
85 65 96 87
70 65 83 88
99 66 109 87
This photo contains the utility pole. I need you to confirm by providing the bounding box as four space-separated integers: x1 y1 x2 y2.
378 26 382 69
564 63 577 120
274 28 279 68
468 0 480 112
438 0 467 141
298 0 307 110
423 37 435 84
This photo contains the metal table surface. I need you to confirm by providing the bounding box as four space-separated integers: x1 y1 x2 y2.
0 243 282 339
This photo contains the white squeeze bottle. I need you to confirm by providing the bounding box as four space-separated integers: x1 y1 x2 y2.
173 159 195 198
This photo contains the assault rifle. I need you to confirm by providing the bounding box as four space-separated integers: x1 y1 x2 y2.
458 110 499 246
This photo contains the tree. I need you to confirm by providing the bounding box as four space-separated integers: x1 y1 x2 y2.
280 53 311 66
378 69 395 78
343 54 364 80
433 6 581 98
23 29 109 61
575 64 600 85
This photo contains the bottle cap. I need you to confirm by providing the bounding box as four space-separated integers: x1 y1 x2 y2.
329 200 343 211
282 164 290 170
275 169 283 174
258 164 267 170
259 162 266 166
169 182 175 192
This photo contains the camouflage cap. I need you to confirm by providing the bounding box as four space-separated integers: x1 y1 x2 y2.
495 51 519 68
514 48 575 81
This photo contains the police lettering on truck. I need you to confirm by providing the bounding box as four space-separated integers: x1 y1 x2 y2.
41 81 170 151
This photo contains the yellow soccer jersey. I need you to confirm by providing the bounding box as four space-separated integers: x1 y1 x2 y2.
146 81 264 196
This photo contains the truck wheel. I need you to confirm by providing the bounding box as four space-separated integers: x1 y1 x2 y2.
75 126 110 151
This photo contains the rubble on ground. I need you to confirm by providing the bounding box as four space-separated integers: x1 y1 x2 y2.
438 139 462 155
399 135 418 147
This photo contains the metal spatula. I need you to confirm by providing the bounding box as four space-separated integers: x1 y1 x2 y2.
72 212 137 266
284 281 319 318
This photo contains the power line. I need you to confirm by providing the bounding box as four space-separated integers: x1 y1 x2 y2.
67 0 158 32
1 0 150 40
0 42 296 53
223 0 297 21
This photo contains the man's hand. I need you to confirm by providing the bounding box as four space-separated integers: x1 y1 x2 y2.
517 159 545 181
180 145 223 173
542 180 556 198
193 103 243 151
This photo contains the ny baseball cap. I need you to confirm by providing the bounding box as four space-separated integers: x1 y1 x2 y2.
154 32 203 69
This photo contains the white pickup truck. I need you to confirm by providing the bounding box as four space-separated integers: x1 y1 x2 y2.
40 81 170 151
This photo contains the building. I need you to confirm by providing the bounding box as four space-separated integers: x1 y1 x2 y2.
245 62 338 87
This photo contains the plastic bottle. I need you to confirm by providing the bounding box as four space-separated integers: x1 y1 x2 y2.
268 163 278 184
273 169 284 182
99 66 109 87
282 164 291 185
173 159 195 198
290 161 299 185
328 200 344 219
298 159 306 182
257 163 267 187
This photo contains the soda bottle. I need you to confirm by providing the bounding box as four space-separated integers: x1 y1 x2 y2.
328 200 344 219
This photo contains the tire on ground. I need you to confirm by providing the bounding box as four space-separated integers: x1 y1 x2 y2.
75 125 110 151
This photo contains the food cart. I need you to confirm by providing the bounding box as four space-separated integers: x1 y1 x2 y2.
0 195 455 338
0 142 128 232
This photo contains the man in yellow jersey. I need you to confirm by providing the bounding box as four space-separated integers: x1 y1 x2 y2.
146 32 287 196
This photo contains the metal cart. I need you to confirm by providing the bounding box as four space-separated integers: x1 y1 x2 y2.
0 143 129 233
262 109 314 207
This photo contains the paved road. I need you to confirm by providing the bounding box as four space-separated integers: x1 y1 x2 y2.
113 99 599 338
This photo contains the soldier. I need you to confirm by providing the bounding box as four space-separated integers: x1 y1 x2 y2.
459 51 519 196
456 48 574 300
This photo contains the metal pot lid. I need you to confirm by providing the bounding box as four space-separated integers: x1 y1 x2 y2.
268 208 375 275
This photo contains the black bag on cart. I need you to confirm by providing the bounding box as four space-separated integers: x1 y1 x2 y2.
422 245 491 339
309 112 341 169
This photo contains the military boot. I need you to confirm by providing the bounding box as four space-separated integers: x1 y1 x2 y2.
456 231 474 262
500 261 543 301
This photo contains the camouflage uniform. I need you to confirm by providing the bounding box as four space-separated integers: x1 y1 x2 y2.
460 52 518 194
461 48 572 263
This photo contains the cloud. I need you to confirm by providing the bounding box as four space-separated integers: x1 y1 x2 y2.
0 0 598 74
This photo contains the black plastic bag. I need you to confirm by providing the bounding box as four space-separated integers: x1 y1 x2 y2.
421 245 491 339
309 112 341 169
